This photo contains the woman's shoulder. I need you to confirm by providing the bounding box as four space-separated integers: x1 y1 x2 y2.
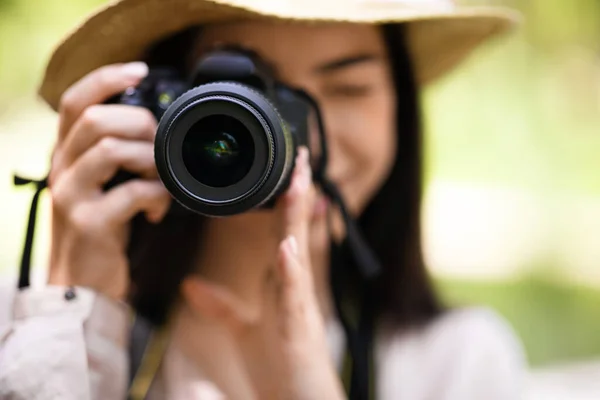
382 306 526 366
376 307 527 399
420 306 524 355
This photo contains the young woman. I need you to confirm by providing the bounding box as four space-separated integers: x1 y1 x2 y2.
0 1 526 399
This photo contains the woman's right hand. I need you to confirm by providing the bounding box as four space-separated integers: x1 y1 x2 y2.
47 62 172 301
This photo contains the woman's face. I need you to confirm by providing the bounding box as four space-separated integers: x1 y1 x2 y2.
195 22 398 218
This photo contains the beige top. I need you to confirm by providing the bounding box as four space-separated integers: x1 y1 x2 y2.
0 284 526 399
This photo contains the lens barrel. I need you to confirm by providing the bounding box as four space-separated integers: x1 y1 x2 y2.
155 82 295 216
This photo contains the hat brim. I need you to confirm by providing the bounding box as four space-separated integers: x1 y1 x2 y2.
38 0 521 111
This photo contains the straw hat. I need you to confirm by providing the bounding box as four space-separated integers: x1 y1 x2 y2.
38 0 521 111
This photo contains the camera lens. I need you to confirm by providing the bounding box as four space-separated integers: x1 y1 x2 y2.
155 82 295 217
182 115 255 188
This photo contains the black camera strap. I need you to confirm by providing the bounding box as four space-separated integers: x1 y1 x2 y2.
13 173 48 289
306 85 380 398
325 183 378 400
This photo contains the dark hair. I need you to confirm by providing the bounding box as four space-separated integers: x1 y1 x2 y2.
127 23 443 328
363 24 443 326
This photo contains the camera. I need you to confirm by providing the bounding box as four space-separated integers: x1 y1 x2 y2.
109 47 317 217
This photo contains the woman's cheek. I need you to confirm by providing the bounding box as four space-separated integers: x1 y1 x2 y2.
346 106 396 213
317 96 395 215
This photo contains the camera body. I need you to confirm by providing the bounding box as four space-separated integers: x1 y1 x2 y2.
109 48 315 217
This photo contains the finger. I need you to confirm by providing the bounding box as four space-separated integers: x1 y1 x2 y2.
51 137 158 210
75 136 157 189
98 179 171 225
279 147 314 263
276 235 302 290
62 179 170 235
275 236 313 340
57 62 149 142
182 277 259 336
57 104 157 172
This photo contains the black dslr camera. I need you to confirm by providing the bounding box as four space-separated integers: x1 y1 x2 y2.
110 47 319 217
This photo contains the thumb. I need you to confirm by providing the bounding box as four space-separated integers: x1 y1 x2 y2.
182 277 258 335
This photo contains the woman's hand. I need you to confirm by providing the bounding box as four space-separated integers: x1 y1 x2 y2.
47 62 172 301
182 148 346 400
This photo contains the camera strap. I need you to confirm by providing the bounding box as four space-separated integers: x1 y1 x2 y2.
127 315 171 400
13 173 48 290
329 227 377 400
296 88 381 400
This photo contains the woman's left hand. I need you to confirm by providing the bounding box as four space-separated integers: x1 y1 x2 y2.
182 148 346 400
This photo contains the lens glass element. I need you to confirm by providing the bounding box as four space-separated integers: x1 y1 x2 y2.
182 114 255 187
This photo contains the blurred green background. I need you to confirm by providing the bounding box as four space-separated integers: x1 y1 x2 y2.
1 0 600 369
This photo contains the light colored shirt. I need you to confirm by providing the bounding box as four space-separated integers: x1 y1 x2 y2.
0 284 526 399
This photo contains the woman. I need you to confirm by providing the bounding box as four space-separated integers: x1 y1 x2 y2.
0 0 526 399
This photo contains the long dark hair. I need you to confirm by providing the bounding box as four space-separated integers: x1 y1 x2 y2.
127 23 443 329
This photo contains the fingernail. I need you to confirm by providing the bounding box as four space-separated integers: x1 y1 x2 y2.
121 62 149 79
299 148 311 191
300 147 309 167
287 235 298 256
